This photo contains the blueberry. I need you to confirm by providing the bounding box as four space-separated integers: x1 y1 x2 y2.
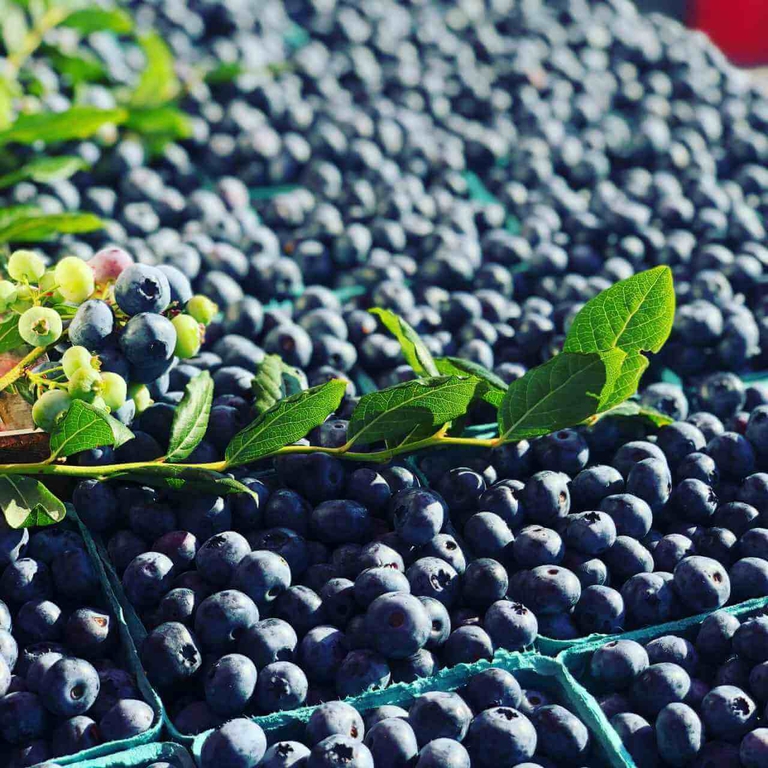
565 511 617 555
621 573 678 628
414 739 470 768
389 489 444 546
626 457 672 513
733 616 768 662
610 713 659 768
114 264 171 315
232 551 291 607
364 717 418 768
532 704 590 764
365 592 430 659
409 691 473 746
521 471 570 525
465 707 537 768
443 625 494 666
645 636 698 674
261 741 312 768
574 585 625 635
306 701 364 745
414 535 466 575
418 596 451 650
307 735 373 768
572 465 624 509
300 627 349 685
642 383 689 421
194 590 260 653
672 478 719 523
713 502 760 537
707 432 756 479
729 557 768 601
437 467 487 513
335 650 390 698
676 452 720 486
406 557 460 608
99 698 154 741
613 441 667 479
609 533 659 583
701 685 758 740
204 653 258 718
0 691 48 744
465 668 523 711
533 429 589 475
64 607 113 659
600 494 653 539
122 552 174 608
655 702 704 767
738 528 768 559
484 601 538 651
311 500 371 545
0 558 51 605
347 469 392 515
68 299 114 350
16 599 63 644
41 657 100 717
462 558 509 609
463 512 514 559
697 372 746 419
522 566 581 616
512 526 563 568
272 586 324 637
320 579 356 629
200 719 267 768
238 617 298 670
740 728 768 768
141 621 202 689
255 661 308 713
630 663 691 717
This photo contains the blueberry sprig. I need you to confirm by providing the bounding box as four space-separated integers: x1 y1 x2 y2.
0 266 675 530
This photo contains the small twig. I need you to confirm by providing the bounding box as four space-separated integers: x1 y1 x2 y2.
0 345 46 392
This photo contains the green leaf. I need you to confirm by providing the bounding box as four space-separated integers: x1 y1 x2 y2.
204 62 243 85
0 212 103 243
1 4 28 56
598 351 650 413
122 466 259 498
349 376 479 446
563 266 675 355
166 371 214 462
0 76 15 131
0 205 41 228
226 380 347 467
0 476 66 529
251 355 307 416
49 400 134 459
131 33 180 108
124 106 192 140
0 315 23 353
498 350 623 441
435 357 507 407
589 401 674 429
0 106 127 145
0 155 87 190
61 7 134 34
370 308 439 377
42 46 108 84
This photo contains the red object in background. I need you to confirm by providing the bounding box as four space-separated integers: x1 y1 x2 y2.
691 0 768 66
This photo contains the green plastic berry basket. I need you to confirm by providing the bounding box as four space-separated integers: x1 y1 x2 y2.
61 742 193 768
188 650 632 768
556 596 768 768
32 508 166 766
88 532 195 747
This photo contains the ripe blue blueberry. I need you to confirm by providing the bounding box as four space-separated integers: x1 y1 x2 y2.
465 707 537 768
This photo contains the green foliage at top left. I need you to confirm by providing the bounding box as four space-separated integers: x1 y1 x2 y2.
0 0 191 245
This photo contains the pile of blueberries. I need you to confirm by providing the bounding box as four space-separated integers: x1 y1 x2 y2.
73 466 537 736
200 666 599 768
4 0 768 412
0 526 156 767
584 611 768 767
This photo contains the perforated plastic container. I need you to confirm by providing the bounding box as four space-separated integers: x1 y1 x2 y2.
189 650 632 767
60 742 193 768
10 509 165 766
